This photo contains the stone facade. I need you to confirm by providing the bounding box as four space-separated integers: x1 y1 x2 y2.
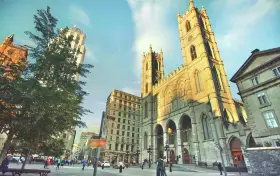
103 90 141 163
140 0 251 167
244 147 280 175
231 47 280 147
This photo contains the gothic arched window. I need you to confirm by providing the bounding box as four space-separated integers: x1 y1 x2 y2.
186 20 191 32
190 45 197 60
195 70 202 93
146 83 148 93
213 67 223 90
202 114 213 140
144 132 148 149
145 101 148 118
146 62 148 71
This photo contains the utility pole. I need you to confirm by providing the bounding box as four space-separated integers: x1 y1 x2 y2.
207 96 227 176
93 112 105 176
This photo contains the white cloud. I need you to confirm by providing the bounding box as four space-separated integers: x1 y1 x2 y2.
216 0 280 50
127 0 177 78
122 86 141 96
69 6 91 27
85 46 97 63
17 38 36 48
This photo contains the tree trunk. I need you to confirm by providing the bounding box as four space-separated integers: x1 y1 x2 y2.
0 132 13 164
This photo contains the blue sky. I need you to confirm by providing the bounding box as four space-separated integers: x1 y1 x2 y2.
1 0 280 142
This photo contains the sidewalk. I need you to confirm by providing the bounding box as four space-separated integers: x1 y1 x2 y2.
173 164 252 176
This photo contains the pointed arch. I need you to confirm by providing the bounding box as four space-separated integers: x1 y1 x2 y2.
144 101 148 118
194 70 203 93
201 113 213 140
144 132 148 150
213 66 224 90
190 45 197 60
186 20 191 32
168 89 172 103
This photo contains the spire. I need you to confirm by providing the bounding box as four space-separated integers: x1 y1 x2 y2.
149 44 153 53
7 34 14 42
201 6 207 15
189 0 195 9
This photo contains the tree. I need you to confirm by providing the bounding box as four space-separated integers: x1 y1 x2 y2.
0 6 93 167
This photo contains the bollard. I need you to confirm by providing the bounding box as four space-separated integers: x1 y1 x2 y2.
102 164 104 170
119 166 122 173
142 164 143 170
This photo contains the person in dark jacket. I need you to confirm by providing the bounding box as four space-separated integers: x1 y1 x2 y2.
1 155 11 174
217 162 223 175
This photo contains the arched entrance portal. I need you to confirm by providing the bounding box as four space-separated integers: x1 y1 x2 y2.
166 120 176 163
155 125 164 159
230 137 244 167
166 120 176 145
170 149 175 163
180 115 192 143
183 148 190 164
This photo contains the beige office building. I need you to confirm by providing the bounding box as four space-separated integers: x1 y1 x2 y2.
103 90 141 163
231 47 280 147
62 27 87 157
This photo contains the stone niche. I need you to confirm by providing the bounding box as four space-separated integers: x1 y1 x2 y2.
245 147 280 176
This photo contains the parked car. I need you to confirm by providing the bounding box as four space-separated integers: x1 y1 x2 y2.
113 162 125 169
102 161 110 167
98 161 102 167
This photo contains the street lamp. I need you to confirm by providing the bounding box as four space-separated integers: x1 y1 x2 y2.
136 148 140 164
164 144 169 163
147 146 152 168
126 150 129 164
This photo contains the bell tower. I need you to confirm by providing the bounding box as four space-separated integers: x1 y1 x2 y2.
141 45 164 98
177 0 239 122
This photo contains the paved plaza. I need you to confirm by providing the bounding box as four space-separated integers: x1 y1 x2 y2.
4 163 251 176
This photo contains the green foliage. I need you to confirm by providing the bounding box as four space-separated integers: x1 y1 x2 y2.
0 6 93 161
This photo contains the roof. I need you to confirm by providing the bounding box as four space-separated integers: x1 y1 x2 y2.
230 47 280 82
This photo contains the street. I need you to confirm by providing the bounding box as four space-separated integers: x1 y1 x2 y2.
6 163 250 176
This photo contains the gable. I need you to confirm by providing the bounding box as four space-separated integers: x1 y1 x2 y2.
231 47 280 82
242 52 280 75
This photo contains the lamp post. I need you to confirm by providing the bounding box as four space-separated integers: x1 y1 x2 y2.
164 144 169 163
136 148 140 164
207 96 227 176
147 146 152 168
126 150 129 164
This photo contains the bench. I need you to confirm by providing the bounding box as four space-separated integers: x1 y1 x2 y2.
0 168 51 176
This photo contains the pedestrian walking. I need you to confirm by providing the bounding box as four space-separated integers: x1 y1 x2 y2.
156 157 164 176
161 158 167 176
217 162 223 175
56 157 61 170
82 159 86 170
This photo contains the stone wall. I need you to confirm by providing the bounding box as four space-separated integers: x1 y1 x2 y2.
245 147 280 176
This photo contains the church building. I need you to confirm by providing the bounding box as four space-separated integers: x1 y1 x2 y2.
140 0 252 167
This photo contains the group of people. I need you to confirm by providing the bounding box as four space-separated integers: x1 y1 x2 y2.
156 157 168 176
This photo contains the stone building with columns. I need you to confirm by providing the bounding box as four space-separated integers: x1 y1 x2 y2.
140 0 251 167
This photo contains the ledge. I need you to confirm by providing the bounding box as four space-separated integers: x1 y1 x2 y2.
247 147 280 151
